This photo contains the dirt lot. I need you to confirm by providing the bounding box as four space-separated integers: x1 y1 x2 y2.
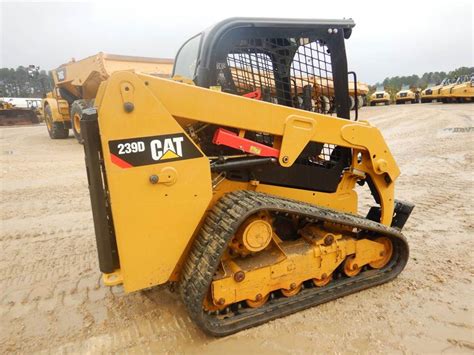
1 103 473 354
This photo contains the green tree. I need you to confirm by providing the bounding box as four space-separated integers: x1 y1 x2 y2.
0 66 52 98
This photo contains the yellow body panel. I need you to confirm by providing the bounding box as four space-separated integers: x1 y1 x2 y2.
439 83 457 98
42 94 70 122
431 83 448 99
97 74 212 292
450 81 474 98
95 71 400 291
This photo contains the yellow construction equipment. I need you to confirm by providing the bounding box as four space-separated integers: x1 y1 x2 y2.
450 74 474 102
43 52 173 142
81 18 413 336
395 85 420 104
440 75 473 103
429 78 453 102
0 100 39 126
370 85 390 105
420 83 437 103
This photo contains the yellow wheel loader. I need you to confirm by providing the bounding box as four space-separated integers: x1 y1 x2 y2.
43 53 173 142
395 85 420 104
369 86 390 106
81 18 413 336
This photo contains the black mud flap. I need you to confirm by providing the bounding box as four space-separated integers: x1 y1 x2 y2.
81 108 120 273
366 200 415 230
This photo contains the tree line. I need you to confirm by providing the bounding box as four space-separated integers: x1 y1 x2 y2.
370 66 474 94
0 66 52 98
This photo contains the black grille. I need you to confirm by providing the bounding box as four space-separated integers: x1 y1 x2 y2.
425 89 432 95
225 38 335 115
376 93 384 99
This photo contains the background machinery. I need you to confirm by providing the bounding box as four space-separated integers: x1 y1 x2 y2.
43 52 173 142
81 18 413 336
420 83 437 103
370 86 390 105
449 74 474 102
430 78 452 102
395 85 420 104
439 75 473 103
0 99 39 126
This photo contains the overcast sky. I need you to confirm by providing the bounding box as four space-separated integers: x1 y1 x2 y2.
1 0 472 84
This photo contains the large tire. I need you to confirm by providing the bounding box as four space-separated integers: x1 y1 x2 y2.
357 95 364 109
70 100 90 143
385 101 390 106
370 101 375 106
349 95 355 110
44 104 69 139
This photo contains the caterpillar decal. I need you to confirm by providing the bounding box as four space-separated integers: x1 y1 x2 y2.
108 133 202 168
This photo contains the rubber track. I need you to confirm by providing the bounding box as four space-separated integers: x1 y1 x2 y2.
180 190 409 336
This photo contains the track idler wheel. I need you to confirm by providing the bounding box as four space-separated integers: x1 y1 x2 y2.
313 273 333 287
246 293 270 308
369 237 393 269
343 256 362 277
281 283 303 297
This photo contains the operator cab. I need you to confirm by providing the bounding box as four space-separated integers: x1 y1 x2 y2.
173 18 357 193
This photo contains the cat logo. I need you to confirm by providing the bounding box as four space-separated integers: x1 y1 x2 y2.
150 137 184 161
56 68 66 81
108 133 202 169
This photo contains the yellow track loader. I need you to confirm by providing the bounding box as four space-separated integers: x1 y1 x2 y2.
43 52 173 142
81 18 413 336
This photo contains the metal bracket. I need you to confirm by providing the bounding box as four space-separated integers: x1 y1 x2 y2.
279 115 317 167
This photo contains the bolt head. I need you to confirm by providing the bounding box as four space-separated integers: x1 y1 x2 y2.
290 283 297 290
149 175 159 184
256 294 262 301
217 298 225 305
282 156 289 163
123 102 134 113
324 235 334 246
234 271 245 282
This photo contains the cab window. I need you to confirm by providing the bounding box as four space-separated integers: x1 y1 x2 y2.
173 34 202 80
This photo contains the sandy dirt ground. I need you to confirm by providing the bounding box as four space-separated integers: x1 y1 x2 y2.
1 103 473 354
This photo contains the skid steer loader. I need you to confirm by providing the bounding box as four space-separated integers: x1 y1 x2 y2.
81 17 413 336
